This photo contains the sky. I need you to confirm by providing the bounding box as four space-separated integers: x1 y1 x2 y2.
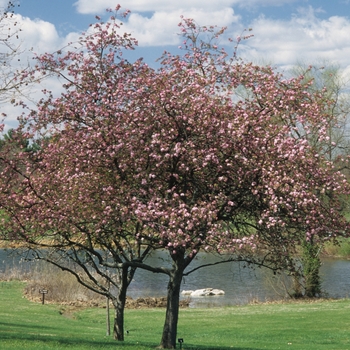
1 0 350 129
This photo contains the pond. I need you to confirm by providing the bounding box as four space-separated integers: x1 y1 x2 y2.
128 251 350 307
1 249 350 308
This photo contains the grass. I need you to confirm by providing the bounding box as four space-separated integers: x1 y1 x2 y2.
323 238 350 258
1 281 350 349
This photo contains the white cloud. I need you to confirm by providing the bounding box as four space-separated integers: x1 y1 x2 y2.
74 0 301 14
234 0 299 8
243 7 350 70
17 16 60 52
0 14 81 130
11 14 81 58
74 0 237 14
0 0 13 8
122 8 239 46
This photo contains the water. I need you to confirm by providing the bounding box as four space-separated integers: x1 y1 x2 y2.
128 252 281 307
127 251 350 306
319 258 350 299
0 249 37 274
1 249 350 307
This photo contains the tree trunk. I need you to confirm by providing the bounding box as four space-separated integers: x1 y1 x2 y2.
112 293 126 340
112 268 128 340
160 254 185 349
112 265 136 341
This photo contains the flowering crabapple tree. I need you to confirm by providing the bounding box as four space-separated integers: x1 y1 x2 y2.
0 7 350 349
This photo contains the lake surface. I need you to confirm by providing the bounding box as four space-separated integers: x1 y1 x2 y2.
128 252 350 307
1 249 350 308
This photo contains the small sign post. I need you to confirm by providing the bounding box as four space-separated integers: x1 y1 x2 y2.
39 289 48 305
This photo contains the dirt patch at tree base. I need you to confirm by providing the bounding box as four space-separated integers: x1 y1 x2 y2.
24 292 190 310
126 296 190 309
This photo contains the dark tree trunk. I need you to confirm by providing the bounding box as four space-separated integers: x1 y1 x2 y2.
160 253 185 349
112 265 136 341
112 293 126 341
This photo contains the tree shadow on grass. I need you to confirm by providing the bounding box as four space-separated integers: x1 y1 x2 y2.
0 321 57 329
0 331 117 349
0 322 116 349
0 322 260 350
174 345 259 350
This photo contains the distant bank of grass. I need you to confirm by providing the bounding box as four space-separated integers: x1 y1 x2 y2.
1 281 350 349
323 238 350 258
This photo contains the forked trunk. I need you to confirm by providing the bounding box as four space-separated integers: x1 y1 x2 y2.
160 255 185 349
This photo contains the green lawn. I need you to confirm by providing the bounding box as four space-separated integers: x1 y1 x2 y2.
1 281 350 349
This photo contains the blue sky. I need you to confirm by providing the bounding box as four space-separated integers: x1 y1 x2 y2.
1 0 350 129
12 0 350 65
4 0 349 68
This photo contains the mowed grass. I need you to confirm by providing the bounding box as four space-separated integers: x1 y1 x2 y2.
1 281 350 349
